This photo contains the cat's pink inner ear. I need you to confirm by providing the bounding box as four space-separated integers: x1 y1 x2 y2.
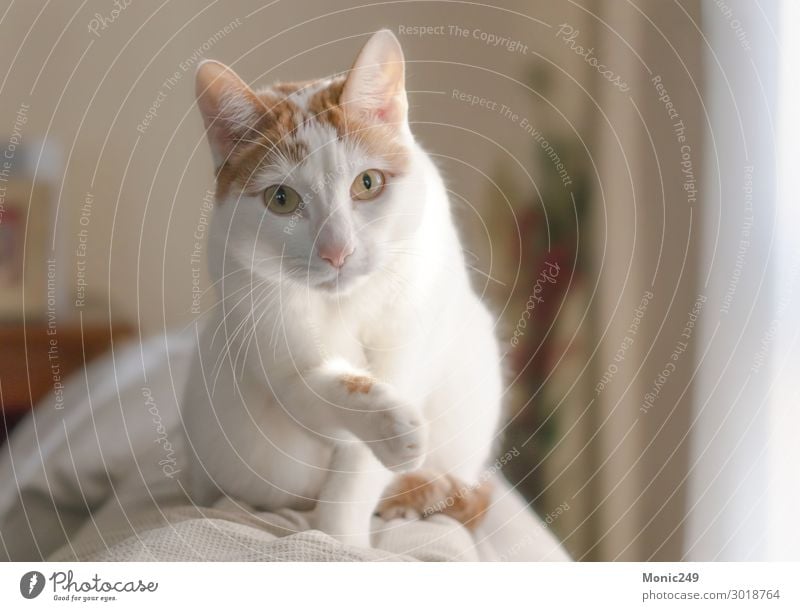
341 29 408 127
195 60 264 166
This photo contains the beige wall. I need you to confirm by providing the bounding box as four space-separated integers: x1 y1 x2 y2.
587 0 705 560
0 0 593 334
1 1 713 561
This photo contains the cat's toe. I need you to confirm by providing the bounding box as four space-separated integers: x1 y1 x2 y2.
367 408 427 472
378 503 421 522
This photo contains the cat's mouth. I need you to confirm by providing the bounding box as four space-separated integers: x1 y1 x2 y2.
313 268 366 293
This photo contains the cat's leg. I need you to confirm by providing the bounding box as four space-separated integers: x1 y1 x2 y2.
311 441 392 547
375 302 502 530
277 358 427 472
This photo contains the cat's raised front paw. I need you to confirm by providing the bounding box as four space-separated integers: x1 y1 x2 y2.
365 405 426 472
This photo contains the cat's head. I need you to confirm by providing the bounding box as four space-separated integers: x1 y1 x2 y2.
195 30 421 295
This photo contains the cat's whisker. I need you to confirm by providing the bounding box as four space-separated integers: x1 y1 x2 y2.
256 292 283 358
465 264 507 286
188 275 266 325
179 260 289 334
213 249 298 384
270 310 284 357
243 282 284 360
384 248 459 273
207 258 294 341
269 266 307 357
372 266 411 305
235 283 283 380
385 247 505 286
211 289 275 393
209 277 271 349
210 304 256 377
245 289 285 370
209 279 274 378
199 255 291 299
211 301 259 388
231 255 305 378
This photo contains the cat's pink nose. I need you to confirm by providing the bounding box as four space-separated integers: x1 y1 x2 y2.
318 244 354 269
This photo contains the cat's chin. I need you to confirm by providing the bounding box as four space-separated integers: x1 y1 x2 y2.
312 272 367 295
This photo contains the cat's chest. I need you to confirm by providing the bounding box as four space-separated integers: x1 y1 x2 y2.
312 294 423 368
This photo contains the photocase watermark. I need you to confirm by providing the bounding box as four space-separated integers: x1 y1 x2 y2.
190 189 214 315
23 569 158 603
640 294 706 414
720 165 754 315
0 102 28 260
4 102 29 160
74 191 93 309
46 259 65 410
282 154 370 237
555 24 629 93
595 289 654 395
451 89 574 187
282 201 307 236
137 17 243 134
87 0 132 38
517 115 574 187
421 447 520 517
0 101 30 253
652 75 697 205
751 249 799 374
20 571 45 599
141 386 180 478
397 24 529 54
712 0 752 51
510 261 560 348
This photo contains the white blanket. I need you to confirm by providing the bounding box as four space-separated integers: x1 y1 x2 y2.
0 331 569 562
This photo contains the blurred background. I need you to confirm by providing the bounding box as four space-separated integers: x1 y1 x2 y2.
0 0 797 561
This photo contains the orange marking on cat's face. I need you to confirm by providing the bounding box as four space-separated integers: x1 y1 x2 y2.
214 91 308 200
341 374 374 394
216 77 410 200
378 470 492 531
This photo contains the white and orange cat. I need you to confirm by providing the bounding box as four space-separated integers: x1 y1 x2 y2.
185 30 502 547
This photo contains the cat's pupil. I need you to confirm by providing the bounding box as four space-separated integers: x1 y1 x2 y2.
275 187 286 206
362 173 372 190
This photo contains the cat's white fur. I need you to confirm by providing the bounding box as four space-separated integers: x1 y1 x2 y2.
185 30 502 547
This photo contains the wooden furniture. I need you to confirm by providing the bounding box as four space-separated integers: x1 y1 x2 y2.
0 321 133 442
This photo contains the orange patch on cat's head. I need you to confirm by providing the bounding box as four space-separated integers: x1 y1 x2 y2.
214 77 410 201
207 31 413 201
307 77 411 173
214 90 305 200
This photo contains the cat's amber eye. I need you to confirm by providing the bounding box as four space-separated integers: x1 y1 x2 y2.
350 169 386 201
263 185 302 215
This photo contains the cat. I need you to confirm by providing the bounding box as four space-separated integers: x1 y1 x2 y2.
185 29 502 547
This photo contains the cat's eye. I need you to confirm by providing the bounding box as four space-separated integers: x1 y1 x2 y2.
263 184 302 215
350 169 386 201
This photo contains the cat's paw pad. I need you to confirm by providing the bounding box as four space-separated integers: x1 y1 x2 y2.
366 407 426 472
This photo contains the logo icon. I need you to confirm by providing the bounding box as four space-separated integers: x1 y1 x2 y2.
20 571 45 599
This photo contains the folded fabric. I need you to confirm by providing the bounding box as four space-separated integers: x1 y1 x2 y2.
0 330 569 562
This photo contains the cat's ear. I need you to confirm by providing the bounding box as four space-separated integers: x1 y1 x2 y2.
195 60 265 167
341 29 407 127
